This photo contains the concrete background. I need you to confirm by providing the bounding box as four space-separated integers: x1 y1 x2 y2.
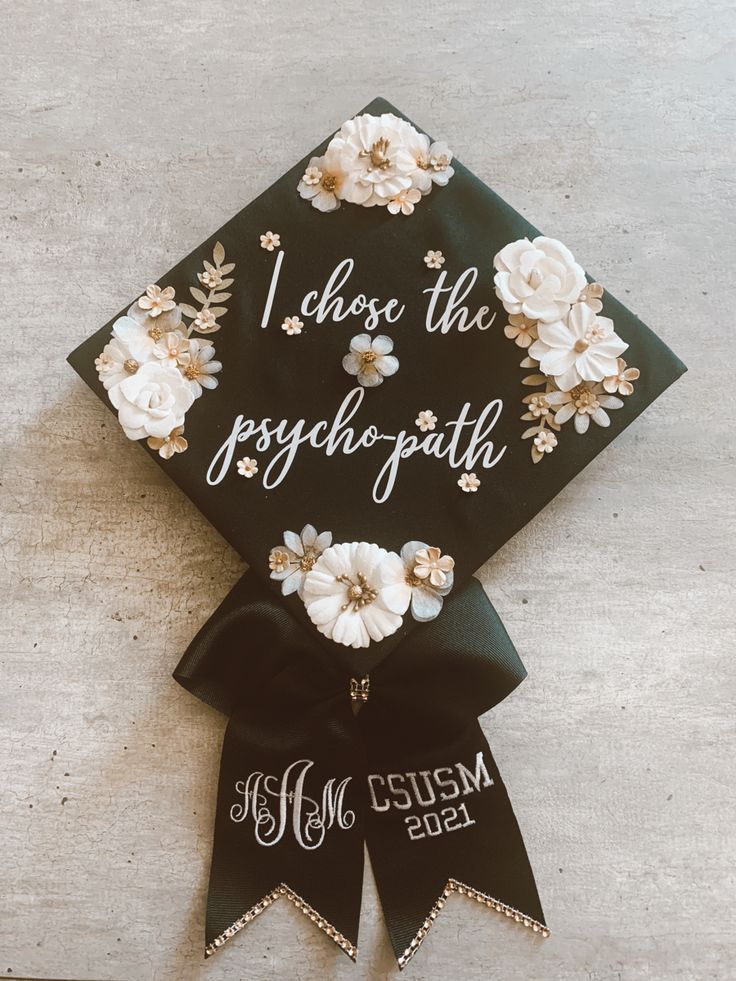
2 1 734 979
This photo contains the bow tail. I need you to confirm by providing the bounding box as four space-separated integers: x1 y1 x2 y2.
362 717 547 969
204 702 365 960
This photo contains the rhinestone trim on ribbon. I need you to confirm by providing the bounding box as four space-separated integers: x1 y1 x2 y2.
204 883 357 960
397 878 550 969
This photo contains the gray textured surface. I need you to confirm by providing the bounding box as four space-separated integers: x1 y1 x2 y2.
2 1 734 979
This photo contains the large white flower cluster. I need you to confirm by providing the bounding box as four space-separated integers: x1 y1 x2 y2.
268 527 455 648
297 112 454 215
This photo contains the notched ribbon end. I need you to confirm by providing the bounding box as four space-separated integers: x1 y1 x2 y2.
204 883 359 962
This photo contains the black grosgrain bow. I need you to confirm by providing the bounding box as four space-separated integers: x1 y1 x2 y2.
174 572 547 968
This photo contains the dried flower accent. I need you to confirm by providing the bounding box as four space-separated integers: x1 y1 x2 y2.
579 282 604 313
282 316 304 336
504 314 538 349
415 409 438 432
603 357 640 396
138 284 176 318
458 472 481 493
343 334 399 387
178 242 235 338
269 524 333 598
237 457 259 478
424 250 445 269
147 426 188 459
260 231 281 251
387 187 422 216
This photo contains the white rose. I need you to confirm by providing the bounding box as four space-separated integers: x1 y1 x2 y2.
327 112 417 207
493 236 587 323
108 361 194 441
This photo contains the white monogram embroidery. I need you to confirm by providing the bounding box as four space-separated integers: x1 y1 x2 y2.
229 759 355 850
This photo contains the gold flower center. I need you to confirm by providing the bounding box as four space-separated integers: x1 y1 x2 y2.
322 173 337 191
299 552 317 572
361 350 377 364
360 137 391 171
183 363 200 380
149 325 163 341
123 358 139 374
405 572 422 587
574 338 589 353
337 572 378 611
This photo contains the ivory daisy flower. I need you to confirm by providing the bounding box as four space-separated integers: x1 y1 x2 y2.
237 457 259 478
343 334 399 387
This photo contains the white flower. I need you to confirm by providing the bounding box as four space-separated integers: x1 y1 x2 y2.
147 426 188 459
269 524 333 599
327 112 417 207
387 187 421 216
533 430 557 454
546 382 624 434
95 337 139 391
416 409 437 432
108 361 194 441
379 542 455 623
603 357 640 396
282 316 304 335
153 331 190 366
342 333 399 387
177 338 222 398
493 236 587 323
193 308 218 333
138 284 176 318
260 231 281 251
112 303 183 364
579 282 604 313
424 250 445 269
401 128 455 193
458 472 481 493
529 302 628 391
302 542 404 648
297 152 343 213
237 456 259 477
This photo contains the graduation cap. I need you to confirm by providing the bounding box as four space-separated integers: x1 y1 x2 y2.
68 96 685 676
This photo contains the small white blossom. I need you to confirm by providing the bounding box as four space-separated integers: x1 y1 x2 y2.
379 541 455 624
458 472 481 493
416 409 438 432
534 430 558 453
424 250 445 269
387 186 421 216
260 231 281 251
138 284 176 318
147 426 188 460
237 456 259 478
198 268 223 289
343 333 399 387
281 316 304 335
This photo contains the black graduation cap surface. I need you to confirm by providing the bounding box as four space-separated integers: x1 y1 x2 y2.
68 97 686 674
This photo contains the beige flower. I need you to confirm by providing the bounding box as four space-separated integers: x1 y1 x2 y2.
138 284 176 318
153 331 190 365
387 186 422 216
523 393 551 419
198 267 223 289
147 426 188 460
579 282 604 313
546 382 623 434
193 308 218 333
268 548 292 574
260 231 281 251
424 250 445 269
282 316 304 336
504 314 538 349
237 456 258 478
416 409 438 432
458 472 481 493
177 338 222 398
412 546 455 588
302 166 322 186
603 357 640 396
533 430 557 454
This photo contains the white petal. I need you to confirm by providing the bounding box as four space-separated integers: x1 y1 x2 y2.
376 354 399 377
300 524 317 548
350 333 373 354
574 412 590 434
313 530 333 552
371 335 394 355
283 530 304 555
410 587 444 623
281 570 303 596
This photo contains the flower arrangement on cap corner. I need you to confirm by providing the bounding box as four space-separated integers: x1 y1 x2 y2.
269 525 455 649
297 110 455 215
